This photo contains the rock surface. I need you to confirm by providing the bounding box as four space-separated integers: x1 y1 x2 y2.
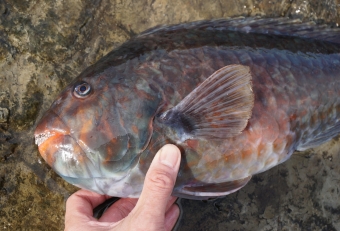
0 0 340 230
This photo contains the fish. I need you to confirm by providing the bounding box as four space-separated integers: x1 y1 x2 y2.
34 18 340 199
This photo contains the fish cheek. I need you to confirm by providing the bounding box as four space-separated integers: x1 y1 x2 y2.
95 134 140 174
96 134 130 162
52 135 97 178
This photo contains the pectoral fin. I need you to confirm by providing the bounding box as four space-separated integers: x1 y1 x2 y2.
157 64 254 140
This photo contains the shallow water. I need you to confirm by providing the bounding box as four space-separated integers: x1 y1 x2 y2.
1 0 340 230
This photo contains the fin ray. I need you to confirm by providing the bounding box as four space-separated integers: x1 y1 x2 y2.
184 69 250 114
173 176 251 200
157 64 254 140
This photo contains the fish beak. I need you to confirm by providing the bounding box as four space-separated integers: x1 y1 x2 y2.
35 110 100 178
35 110 70 143
34 110 71 166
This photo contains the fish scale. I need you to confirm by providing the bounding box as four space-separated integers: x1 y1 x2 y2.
134 43 340 193
35 18 340 199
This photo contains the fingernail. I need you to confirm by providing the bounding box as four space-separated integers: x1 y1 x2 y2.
159 145 179 168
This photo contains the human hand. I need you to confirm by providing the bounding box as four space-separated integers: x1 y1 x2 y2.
64 144 181 231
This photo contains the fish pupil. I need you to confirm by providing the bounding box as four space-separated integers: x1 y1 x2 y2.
80 85 87 92
73 81 91 98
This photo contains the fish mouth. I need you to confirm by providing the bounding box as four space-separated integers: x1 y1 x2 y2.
34 109 136 194
34 131 65 147
35 110 95 179
34 109 71 149
34 110 70 142
34 109 72 166
34 110 106 180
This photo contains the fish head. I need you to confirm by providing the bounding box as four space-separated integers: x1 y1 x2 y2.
34 71 162 195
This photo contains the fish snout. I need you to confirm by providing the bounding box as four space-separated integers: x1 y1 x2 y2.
34 110 71 165
35 111 70 165
35 110 104 179
35 109 70 145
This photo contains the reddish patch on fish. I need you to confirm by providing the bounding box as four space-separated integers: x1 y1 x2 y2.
241 144 254 160
95 75 107 84
104 139 117 162
206 159 219 170
212 111 221 117
185 139 198 149
223 152 238 164
273 137 286 154
289 114 297 121
118 96 130 106
185 159 198 170
136 112 143 119
131 125 139 134
38 133 64 166
136 89 155 100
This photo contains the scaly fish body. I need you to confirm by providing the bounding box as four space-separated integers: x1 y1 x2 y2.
35 18 340 199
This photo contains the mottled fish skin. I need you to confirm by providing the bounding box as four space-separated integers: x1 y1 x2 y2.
35 18 340 199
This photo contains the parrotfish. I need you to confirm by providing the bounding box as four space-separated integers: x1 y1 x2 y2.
35 18 340 199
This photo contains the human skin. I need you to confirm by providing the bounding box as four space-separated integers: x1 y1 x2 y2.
64 144 181 231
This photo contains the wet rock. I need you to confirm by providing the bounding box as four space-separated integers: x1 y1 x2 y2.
0 107 8 123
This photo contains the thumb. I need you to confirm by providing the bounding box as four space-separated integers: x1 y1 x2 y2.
134 144 181 218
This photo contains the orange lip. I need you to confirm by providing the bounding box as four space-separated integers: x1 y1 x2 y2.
35 109 71 166
36 132 66 165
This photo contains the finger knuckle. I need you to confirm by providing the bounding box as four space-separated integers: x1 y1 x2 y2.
116 200 136 217
148 170 175 191
65 194 75 207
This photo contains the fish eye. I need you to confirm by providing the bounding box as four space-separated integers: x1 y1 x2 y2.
73 81 92 98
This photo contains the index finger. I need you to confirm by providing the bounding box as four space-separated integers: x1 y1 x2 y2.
65 189 110 221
